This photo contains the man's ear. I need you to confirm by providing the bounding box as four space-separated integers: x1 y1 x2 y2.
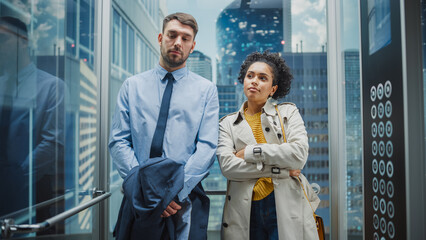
190 40 196 53
158 33 163 46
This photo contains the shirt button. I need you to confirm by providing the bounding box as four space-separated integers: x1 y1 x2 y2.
265 127 270 132
277 133 282 138
223 223 229 228
273 121 277 125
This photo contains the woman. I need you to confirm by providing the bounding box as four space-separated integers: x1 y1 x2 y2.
217 51 320 240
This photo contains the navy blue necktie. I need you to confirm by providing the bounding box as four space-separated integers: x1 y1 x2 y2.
150 73 174 158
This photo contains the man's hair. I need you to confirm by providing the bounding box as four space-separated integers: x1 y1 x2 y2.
162 12 198 38
238 51 293 100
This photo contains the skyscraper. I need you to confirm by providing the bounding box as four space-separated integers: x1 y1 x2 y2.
187 50 213 80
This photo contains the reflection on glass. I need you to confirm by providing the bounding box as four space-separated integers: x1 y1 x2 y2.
368 0 391 55
0 15 65 235
0 0 98 238
342 0 363 238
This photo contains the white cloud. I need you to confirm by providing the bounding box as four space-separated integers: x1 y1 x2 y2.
292 0 326 15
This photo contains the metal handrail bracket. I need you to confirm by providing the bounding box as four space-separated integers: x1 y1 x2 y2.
1 190 111 239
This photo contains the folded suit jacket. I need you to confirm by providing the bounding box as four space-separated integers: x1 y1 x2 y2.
114 157 185 240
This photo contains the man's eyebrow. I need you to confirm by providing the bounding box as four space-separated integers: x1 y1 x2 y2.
167 30 193 38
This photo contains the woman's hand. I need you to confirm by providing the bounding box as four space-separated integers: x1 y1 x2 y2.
289 169 301 177
235 149 245 159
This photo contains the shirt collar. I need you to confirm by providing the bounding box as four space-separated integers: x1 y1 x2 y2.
155 64 188 82
232 99 277 124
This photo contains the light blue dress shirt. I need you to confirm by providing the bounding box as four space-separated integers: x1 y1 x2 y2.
109 64 219 202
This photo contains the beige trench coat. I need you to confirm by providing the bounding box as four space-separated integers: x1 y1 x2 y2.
217 100 320 240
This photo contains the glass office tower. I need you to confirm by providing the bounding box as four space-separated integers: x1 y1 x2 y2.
1 0 426 239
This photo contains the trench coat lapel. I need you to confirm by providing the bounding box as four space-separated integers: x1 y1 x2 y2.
232 114 256 151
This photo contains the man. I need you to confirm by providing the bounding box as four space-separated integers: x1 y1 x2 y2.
109 12 219 239
0 16 65 234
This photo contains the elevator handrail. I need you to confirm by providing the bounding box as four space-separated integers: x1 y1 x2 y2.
1 189 111 239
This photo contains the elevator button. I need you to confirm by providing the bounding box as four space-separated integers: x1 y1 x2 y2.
379 160 385 176
372 141 378 156
388 221 395 239
373 195 379 211
387 161 394 178
386 141 393 158
373 232 379 240
385 101 392 118
380 198 386 214
387 181 394 198
378 121 384 138
387 201 394 218
386 121 393 138
371 86 377 102
385 80 392 98
379 141 385 157
372 122 378 138
373 214 379 230
380 179 386 195
377 83 384 100
378 102 385 119
372 159 378 174
380 217 386 234
371 105 377 119
373 177 379 193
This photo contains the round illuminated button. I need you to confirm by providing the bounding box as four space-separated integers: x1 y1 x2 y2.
379 160 385 176
371 86 377 102
380 179 386 195
373 214 379 230
386 141 393 158
387 161 394 178
372 122 378 138
371 105 377 119
377 83 384 100
385 80 392 98
387 201 395 218
372 159 378 174
388 221 395 239
373 233 379 240
378 103 385 119
373 177 379 193
385 101 392 118
386 121 393 138
379 141 385 157
373 195 379 211
387 181 394 198
380 217 387 234
380 198 386 214
372 141 378 156
378 122 384 138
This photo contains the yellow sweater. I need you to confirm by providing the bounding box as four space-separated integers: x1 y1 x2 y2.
244 110 274 201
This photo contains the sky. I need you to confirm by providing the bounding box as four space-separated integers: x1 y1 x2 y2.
166 0 360 81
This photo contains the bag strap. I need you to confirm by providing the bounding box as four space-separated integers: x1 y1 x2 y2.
297 177 317 217
275 105 287 143
275 105 316 218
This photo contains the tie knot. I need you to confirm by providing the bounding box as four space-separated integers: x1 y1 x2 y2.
164 73 174 82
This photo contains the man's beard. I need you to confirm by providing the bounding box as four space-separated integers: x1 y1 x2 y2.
161 49 189 68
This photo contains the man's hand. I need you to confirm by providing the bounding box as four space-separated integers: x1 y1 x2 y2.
290 169 301 177
161 200 182 218
235 149 245 159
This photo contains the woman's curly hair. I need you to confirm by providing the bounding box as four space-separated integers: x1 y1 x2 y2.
238 51 293 99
